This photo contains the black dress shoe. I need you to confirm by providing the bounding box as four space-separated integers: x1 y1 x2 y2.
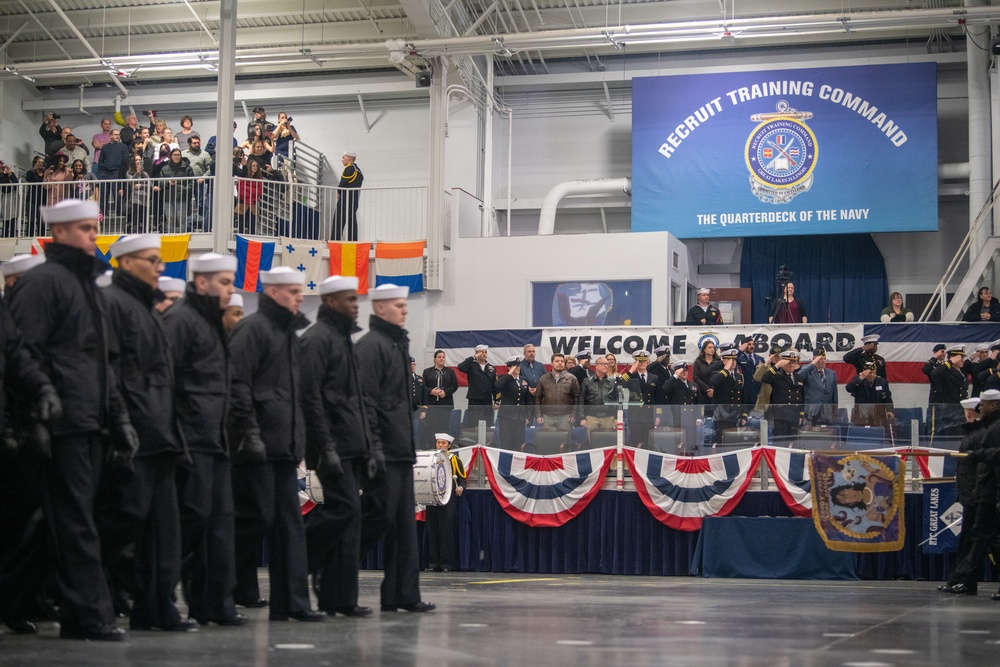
398 601 436 613
236 597 269 608
59 624 127 641
328 606 372 618
130 618 199 632
3 618 38 635
939 583 977 595
194 614 248 627
270 610 325 622
991 592 1000 601
380 605 397 612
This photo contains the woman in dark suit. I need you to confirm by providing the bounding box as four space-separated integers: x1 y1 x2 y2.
421 349 459 438
495 356 530 451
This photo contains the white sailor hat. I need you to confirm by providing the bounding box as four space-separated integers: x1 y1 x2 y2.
961 397 981 410
779 349 800 361
343 151 357 158
975 342 991 354
40 199 100 226
2 254 45 277
319 275 359 295
721 348 739 359
575 349 592 360
671 360 690 371
260 266 305 286
653 345 669 356
861 334 880 345
111 234 160 259
158 276 186 293
991 340 1000 352
980 389 1000 401
696 287 711 295
190 252 237 274
434 433 455 443
227 293 244 309
505 355 521 366
474 344 489 352
947 345 967 357
369 283 408 300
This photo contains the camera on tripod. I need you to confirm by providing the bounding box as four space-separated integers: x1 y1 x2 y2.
776 264 793 287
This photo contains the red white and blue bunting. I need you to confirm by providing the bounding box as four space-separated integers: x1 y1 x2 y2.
761 448 812 518
479 446 614 528
624 447 762 531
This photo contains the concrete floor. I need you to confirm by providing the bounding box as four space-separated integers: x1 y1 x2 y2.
2 571 998 666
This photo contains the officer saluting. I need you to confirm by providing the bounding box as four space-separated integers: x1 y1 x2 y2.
229 266 323 623
710 347 747 439
844 334 887 380
9 199 138 641
299 275 374 617
458 344 496 430
687 287 723 325
102 235 194 632
761 349 805 443
161 252 245 627
930 345 969 441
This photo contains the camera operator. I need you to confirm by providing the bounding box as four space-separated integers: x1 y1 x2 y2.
273 112 299 166
246 106 275 142
769 280 808 324
39 112 63 156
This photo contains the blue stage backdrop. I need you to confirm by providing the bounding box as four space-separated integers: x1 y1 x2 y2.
531 280 652 327
632 63 938 238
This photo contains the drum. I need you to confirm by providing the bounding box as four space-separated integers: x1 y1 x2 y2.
413 450 453 507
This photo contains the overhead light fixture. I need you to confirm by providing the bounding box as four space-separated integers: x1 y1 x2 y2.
299 48 323 67
3 66 35 83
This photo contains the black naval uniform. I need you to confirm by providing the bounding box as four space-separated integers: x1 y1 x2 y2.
845 374 894 428
620 368 657 446
944 418 995 588
103 269 186 630
229 295 313 621
458 356 497 430
300 305 374 614
568 363 590 386
656 373 699 429
425 451 466 572
710 366 746 439
495 373 530 450
647 358 671 385
930 360 968 440
923 356 943 405
760 365 804 440
422 364 458 439
162 284 239 624
687 303 722 325
335 161 364 241
356 314 425 610
843 346 888 380
969 356 998 398
9 242 135 638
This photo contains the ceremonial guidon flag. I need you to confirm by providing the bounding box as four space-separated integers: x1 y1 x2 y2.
280 236 326 294
898 446 959 480
762 447 812 517
625 447 761 531
234 235 275 292
374 240 425 293
328 242 371 295
479 447 614 528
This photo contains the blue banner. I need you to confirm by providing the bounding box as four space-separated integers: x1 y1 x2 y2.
632 63 938 238
921 481 961 554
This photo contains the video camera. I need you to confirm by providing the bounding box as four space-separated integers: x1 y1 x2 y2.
776 264 793 286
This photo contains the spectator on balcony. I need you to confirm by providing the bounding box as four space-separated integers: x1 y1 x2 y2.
232 147 247 177
183 136 211 231
241 128 274 169
177 115 200 145
62 134 91 173
71 159 98 206
134 127 155 173
97 129 131 215
115 112 141 149
880 292 914 322
150 118 168 145
122 154 151 233
206 121 239 177
0 161 17 237
235 158 265 235
246 106 275 142
150 144 172 177
24 156 47 237
334 152 363 242
159 128 180 155
42 153 73 205
91 118 113 175
962 286 1000 323
159 148 194 233
272 112 299 165
39 112 63 156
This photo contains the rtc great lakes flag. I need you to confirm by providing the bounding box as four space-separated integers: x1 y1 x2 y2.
479 447 613 528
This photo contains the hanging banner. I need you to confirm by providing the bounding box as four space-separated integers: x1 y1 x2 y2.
921 481 961 554
762 447 812 518
631 63 938 238
624 447 761 531
479 446 614 528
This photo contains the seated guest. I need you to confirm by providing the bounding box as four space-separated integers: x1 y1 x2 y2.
687 287 722 325
798 349 838 426
769 281 807 324
962 286 1000 322
881 291 914 322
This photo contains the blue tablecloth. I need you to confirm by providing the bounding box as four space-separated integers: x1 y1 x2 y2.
691 516 858 580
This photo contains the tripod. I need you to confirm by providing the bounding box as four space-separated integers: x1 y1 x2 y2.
768 280 795 323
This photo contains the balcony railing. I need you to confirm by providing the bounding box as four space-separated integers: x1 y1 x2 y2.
0 177 427 243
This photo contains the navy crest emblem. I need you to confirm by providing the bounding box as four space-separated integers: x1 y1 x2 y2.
745 101 817 204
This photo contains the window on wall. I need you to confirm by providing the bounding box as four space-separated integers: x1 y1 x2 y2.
671 281 683 324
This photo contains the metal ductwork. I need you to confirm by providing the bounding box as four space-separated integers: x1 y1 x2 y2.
538 178 631 235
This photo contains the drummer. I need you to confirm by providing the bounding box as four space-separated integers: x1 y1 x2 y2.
424 433 466 573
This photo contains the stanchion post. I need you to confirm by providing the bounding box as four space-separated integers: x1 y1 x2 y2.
615 408 624 490
477 419 486 446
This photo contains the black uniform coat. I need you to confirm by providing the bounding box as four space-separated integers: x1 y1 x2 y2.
657 376 699 405
0 298 51 429
957 420 988 506
923 357 943 403
355 314 417 464
103 269 184 457
843 347 888 380
647 360 671 385
421 365 458 407
162 286 231 455
710 367 746 424
9 242 128 435
760 366 804 424
931 361 968 405
687 303 722 325
568 365 589 386
228 295 309 461
299 306 372 468
457 357 496 404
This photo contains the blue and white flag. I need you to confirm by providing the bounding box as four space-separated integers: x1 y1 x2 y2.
763 447 812 517
625 447 761 531
921 481 961 554
480 446 614 527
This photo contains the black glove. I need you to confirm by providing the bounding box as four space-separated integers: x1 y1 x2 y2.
1 425 18 453
32 385 62 423
316 446 343 487
367 448 386 479
236 429 267 464
112 421 140 459
24 422 52 459
965 450 983 464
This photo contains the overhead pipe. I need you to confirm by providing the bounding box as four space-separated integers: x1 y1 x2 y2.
44 0 128 97
538 178 631 235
